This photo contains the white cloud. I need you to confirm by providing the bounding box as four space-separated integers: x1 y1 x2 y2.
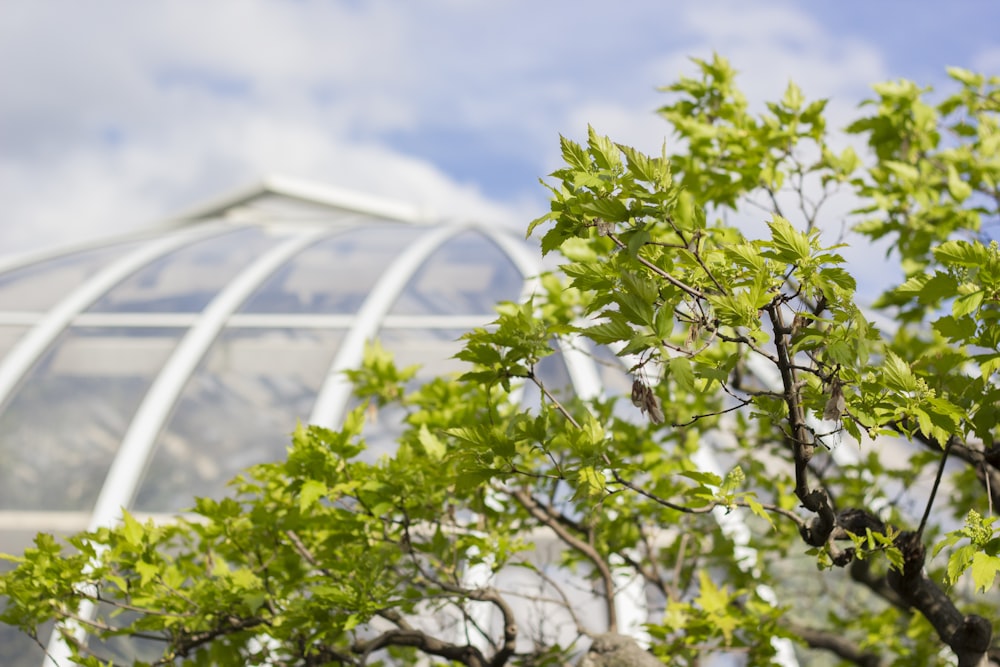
0 0 977 307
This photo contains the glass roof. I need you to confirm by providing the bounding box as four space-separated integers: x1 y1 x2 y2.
0 241 139 312
0 186 602 521
0 181 621 667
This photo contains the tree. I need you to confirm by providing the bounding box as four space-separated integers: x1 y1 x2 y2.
3 54 1000 667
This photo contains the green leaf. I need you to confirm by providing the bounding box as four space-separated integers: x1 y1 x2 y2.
121 510 144 547
417 425 446 460
679 470 723 487
935 240 987 267
583 197 629 222
725 243 766 273
980 355 1000 382
580 313 634 344
947 165 972 202
559 134 589 170
626 228 651 257
135 560 159 586
953 290 984 318
933 315 976 341
669 356 696 393
970 552 1000 592
882 351 917 392
765 216 812 263
577 466 606 498
299 479 327 512
744 496 775 530
781 81 804 111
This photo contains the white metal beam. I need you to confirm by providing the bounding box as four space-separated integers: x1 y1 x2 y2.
42 227 330 667
0 224 228 411
308 225 464 428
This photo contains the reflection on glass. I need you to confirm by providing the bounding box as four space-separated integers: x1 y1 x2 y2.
0 615 52 667
351 329 468 461
380 328 468 380
0 242 138 312
0 327 28 362
0 328 181 510
240 223 421 314
134 328 344 512
389 231 524 315
589 342 632 398
87 228 278 313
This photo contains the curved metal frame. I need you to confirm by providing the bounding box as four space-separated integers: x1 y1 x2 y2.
307 224 467 428
0 223 229 411
43 227 332 667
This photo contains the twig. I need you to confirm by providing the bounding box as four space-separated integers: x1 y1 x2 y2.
509 488 618 632
917 436 954 539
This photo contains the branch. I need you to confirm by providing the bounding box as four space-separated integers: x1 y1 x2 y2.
765 302 836 546
848 558 908 612
509 488 618 632
787 621 882 667
887 531 992 667
354 628 490 667
918 435 954 538
606 232 707 300
913 430 1000 513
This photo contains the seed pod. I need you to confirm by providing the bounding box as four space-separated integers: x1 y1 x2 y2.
823 379 846 421
631 378 664 424
631 378 646 408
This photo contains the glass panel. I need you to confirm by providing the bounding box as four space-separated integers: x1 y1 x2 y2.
87 228 277 313
0 242 138 311
133 328 345 512
240 223 422 314
352 329 468 461
381 328 468 380
0 623 50 667
590 343 631 398
0 327 181 510
389 230 524 315
0 326 28 360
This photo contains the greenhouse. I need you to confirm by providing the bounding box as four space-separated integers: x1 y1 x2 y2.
0 177 647 666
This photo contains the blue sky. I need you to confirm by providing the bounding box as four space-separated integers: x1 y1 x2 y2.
1 0 998 296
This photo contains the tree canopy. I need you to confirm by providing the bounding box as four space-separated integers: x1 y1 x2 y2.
4 55 1000 667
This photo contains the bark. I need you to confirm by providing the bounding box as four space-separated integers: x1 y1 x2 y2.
576 633 663 667
886 531 992 667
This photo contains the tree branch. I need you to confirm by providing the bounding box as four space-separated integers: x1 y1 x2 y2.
787 621 882 667
887 531 992 667
765 302 836 546
509 488 618 632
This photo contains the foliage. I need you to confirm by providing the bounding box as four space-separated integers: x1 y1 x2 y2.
3 55 1000 667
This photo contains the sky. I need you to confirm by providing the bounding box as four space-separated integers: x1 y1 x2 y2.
1 0 998 297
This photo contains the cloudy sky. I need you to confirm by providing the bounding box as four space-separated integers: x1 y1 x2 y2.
1 0 998 296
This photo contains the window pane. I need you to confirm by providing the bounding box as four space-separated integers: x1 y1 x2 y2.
87 228 278 313
351 328 467 461
240 223 422 314
389 231 524 315
0 327 181 510
0 326 28 360
133 328 345 512
0 242 138 311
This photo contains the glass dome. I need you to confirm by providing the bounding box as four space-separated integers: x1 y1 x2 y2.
0 177 633 666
